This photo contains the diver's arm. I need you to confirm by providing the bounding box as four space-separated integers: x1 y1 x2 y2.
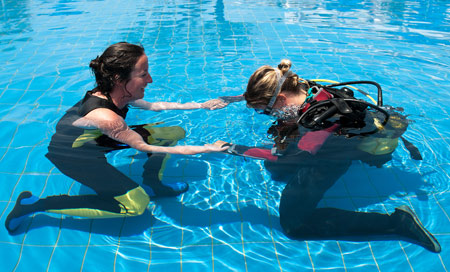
74 109 228 155
295 124 340 155
131 98 230 111
218 141 279 162
220 124 340 160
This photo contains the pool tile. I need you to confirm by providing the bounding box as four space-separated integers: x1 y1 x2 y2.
0 0 449 271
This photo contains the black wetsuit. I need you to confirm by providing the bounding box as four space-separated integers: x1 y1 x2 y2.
269 133 395 239
25 91 182 218
227 115 405 240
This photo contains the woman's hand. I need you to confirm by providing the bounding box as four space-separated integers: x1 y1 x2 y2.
201 95 245 110
201 99 230 110
213 140 230 147
202 141 231 152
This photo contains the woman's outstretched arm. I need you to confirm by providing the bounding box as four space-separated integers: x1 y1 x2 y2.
73 108 228 155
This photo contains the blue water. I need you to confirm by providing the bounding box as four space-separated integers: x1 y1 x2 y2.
1 0 450 271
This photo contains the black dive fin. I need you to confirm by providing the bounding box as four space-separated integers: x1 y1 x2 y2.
400 136 423 161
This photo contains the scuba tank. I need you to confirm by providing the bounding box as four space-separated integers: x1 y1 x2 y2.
297 81 389 137
267 80 421 160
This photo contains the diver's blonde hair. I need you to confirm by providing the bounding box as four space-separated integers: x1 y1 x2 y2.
244 59 303 107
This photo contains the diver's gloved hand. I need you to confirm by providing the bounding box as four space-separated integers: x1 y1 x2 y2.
214 140 235 154
202 95 245 110
218 95 245 103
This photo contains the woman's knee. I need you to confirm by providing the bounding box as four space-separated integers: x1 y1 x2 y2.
280 212 315 238
145 125 186 143
161 126 186 141
279 195 312 237
280 212 299 236
115 186 150 216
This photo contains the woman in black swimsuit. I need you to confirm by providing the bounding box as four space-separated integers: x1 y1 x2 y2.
5 42 229 233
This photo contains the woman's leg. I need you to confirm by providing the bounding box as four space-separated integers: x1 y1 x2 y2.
133 124 189 196
5 155 149 233
278 160 440 252
279 160 362 237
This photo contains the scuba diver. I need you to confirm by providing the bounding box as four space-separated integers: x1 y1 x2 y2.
5 42 229 234
219 59 441 253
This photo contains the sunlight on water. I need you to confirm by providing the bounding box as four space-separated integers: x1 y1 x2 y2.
0 0 449 271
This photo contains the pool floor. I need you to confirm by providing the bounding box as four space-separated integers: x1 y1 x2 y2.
1 0 450 271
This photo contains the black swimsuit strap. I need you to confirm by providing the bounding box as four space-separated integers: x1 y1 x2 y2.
78 91 128 118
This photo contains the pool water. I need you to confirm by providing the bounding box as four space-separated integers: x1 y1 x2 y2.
1 0 449 271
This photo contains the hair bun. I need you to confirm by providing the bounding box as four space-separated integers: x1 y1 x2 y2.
89 56 101 70
278 59 292 75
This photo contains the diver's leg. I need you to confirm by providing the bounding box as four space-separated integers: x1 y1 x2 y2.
5 156 149 234
279 161 440 252
279 160 352 235
284 205 440 253
390 206 441 252
134 124 189 197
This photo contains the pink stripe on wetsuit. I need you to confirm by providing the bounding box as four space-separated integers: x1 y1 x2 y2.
240 124 340 160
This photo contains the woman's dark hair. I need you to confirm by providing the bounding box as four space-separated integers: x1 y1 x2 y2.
89 42 145 94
